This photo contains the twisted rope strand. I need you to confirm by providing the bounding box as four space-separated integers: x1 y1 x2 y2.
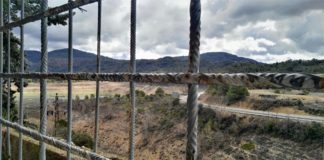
186 0 201 159
39 0 48 159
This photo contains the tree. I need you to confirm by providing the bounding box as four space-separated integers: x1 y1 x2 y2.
3 1 71 121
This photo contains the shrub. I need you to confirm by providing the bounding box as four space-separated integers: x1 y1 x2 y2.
207 85 249 105
138 107 145 113
155 87 165 97
90 94 95 99
136 90 146 97
57 119 68 127
72 132 94 149
172 98 180 106
226 86 249 104
241 142 255 151
207 84 228 96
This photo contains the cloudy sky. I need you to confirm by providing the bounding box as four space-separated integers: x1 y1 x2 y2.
17 0 324 63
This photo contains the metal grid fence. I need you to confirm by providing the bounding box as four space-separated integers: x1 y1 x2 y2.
0 0 323 160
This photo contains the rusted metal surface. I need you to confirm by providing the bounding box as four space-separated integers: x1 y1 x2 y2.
0 72 322 89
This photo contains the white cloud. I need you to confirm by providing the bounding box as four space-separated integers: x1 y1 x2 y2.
17 0 324 63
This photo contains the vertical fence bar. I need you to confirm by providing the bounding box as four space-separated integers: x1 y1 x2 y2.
67 0 73 159
6 0 11 158
18 0 25 159
94 0 102 153
0 0 3 159
39 0 48 159
186 0 201 159
129 0 137 159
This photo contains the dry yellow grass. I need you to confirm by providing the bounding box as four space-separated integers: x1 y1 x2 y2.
19 81 187 99
270 107 309 115
249 89 324 103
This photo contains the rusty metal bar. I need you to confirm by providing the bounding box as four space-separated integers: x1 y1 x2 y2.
129 0 137 158
67 0 74 159
6 0 11 158
0 118 110 160
18 0 25 159
0 0 3 159
0 0 99 32
0 72 322 89
94 0 102 153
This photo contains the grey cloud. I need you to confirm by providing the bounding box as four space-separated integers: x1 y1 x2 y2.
19 0 324 62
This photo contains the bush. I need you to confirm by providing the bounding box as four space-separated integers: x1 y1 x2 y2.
84 95 89 100
172 98 180 106
136 90 146 97
72 132 94 149
207 84 228 96
155 87 165 97
207 85 249 105
90 94 95 99
226 86 249 104
57 119 68 127
241 142 255 151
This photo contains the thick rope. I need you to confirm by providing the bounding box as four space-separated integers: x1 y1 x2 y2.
0 72 322 89
6 1 11 158
39 0 48 159
186 0 201 159
67 0 73 159
94 0 102 153
0 0 99 32
0 0 3 159
18 0 25 159
0 118 110 160
129 0 137 159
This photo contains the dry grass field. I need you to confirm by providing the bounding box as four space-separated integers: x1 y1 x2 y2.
15 81 188 108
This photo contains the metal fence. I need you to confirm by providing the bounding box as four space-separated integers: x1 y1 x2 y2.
0 0 323 160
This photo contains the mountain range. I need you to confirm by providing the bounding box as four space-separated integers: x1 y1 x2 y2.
26 49 324 73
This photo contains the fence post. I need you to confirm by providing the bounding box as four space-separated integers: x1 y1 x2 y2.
0 0 3 159
18 0 25 159
66 0 73 159
94 0 102 153
6 0 11 158
186 0 201 159
129 0 137 159
39 0 48 159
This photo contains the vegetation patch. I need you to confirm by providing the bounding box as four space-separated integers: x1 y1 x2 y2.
241 142 255 151
207 84 249 105
72 132 94 149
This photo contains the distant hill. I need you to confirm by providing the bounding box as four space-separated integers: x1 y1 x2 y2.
26 49 324 73
26 49 259 73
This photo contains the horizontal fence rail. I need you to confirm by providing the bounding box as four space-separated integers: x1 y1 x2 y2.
0 72 322 89
0 119 109 160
